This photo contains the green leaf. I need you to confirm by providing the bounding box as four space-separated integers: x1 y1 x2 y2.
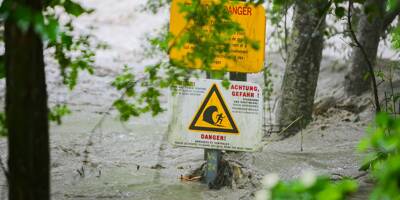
49 104 71 125
113 99 141 121
391 27 400 49
222 79 231 89
334 7 346 18
44 17 60 42
387 0 399 11
63 0 92 17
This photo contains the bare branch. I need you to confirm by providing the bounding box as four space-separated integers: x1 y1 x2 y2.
80 77 145 168
347 0 381 113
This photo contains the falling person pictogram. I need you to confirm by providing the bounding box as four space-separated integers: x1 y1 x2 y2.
202 105 225 127
216 113 225 125
189 84 239 134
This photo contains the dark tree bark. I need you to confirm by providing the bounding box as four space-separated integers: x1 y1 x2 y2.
276 0 327 137
5 0 50 199
344 0 386 96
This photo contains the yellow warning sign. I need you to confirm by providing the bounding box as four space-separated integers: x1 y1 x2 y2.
169 0 266 73
189 84 239 134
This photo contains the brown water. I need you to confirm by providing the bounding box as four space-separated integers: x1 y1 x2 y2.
32 106 371 200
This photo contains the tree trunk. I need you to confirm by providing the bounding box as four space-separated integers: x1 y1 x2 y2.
344 0 386 96
5 0 50 199
276 0 327 137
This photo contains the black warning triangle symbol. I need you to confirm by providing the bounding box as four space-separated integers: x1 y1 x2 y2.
189 84 239 134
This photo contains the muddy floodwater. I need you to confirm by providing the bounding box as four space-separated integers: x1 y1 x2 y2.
0 95 375 200
0 103 374 199
48 106 373 200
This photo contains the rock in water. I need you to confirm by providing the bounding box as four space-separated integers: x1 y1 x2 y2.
313 97 337 115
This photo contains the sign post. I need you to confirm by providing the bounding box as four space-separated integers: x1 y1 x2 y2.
168 0 266 187
203 71 247 185
204 72 223 186
204 145 221 185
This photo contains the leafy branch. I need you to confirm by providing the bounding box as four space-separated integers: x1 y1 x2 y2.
111 0 263 121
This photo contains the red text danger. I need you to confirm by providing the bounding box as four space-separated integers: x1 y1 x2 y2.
201 134 226 141
225 6 252 16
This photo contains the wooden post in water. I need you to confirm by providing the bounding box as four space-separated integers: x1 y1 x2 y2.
204 72 247 186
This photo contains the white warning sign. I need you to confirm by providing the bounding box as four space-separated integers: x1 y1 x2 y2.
168 79 263 152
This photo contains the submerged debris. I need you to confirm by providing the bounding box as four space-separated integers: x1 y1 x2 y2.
180 175 202 182
182 159 250 190
151 164 166 169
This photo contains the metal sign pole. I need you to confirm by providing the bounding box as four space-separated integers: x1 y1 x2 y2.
170 0 264 188
203 0 249 186
230 72 247 82
204 149 221 185
204 72 222 186
204 72 247 186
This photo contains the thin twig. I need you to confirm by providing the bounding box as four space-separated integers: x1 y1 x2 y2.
278 115 303 136
389 65 396 117
331 171 368 181
80 77 145 167
300 119 303 152
353 171 369 179
347 0 381 113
